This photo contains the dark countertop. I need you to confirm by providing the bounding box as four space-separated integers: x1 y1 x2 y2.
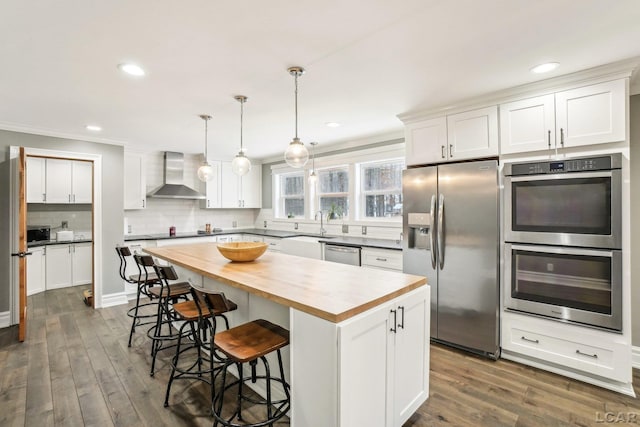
319 236 402 251
124 228 402 250
28 239 92 248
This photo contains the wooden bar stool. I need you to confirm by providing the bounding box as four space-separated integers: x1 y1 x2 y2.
138 256 191 376
212 319 291 427
115 246 160 347
163 281 238 408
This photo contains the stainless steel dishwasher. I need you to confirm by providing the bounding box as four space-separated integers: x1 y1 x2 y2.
324 244 361 266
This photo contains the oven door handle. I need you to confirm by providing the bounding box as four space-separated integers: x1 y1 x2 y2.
429 194 437 269
507 170 614 182
508 243 614 258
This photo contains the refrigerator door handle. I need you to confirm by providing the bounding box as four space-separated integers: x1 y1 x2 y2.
429 194 437 269
437 193 445 269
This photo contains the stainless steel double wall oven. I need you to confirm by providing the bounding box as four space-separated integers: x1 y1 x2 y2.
503 154 623 331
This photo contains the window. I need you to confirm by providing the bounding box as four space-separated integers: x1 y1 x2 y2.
360 159 403 219
317 167 349 218
278 172 305 218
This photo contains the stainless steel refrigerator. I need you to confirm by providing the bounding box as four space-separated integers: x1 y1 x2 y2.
402 160 500 358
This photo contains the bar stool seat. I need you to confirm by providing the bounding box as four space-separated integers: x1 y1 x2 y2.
212 319 291 427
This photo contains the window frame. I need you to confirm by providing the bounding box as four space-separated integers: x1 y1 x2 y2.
275 170 306 219
314 164 351 220
357 158 404 222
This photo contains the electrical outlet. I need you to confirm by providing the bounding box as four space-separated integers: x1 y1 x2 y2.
263 220 267 228
232 221 237 228
127 225 132 234
342 224 349 234
361 226 367 235
62 221 68 229
294 222 298 230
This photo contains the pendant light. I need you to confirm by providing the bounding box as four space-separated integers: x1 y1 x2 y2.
284 66 309 168
231 95 252 176
197 114 215 182
308 142 318 184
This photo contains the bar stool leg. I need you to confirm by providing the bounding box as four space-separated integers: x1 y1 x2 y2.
164 319 192 407
128 283 143 347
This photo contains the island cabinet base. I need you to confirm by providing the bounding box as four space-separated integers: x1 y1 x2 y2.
291 286 430 427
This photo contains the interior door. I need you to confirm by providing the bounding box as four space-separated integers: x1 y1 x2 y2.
16 148 28 341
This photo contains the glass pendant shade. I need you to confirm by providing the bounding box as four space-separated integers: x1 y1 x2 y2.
308 170 317 184
197 114 214 182
197 162 215 182
231 153 251 176
284 138 309 168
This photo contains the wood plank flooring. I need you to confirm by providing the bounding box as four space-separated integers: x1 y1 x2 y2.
1 286 639 426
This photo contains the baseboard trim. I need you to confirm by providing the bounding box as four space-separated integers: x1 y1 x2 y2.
632 346 640 369
0 311 10 328
101 292 129 308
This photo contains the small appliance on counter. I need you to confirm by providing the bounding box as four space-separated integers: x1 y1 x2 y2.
55 230 74 242
27 225 50 242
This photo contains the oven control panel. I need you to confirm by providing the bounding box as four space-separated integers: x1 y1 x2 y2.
506 154 620 176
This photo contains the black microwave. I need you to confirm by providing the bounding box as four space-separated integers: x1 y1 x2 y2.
27 225 50 242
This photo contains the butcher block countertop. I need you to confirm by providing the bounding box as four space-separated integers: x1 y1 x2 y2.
144 242 426 323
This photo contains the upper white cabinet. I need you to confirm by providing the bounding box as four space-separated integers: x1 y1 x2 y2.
202 160 222 209
124 152 146 210
404 117 447 166
220 162 262 208
500 79 626 154
404 106 498 166
26 157 46 203
28 158 92 204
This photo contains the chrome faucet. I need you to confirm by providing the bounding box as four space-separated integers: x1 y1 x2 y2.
315 210 326 236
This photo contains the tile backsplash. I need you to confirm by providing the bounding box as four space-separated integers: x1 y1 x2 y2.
27 204 93 232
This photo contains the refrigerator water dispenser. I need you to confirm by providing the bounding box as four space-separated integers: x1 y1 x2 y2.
407 212 430 250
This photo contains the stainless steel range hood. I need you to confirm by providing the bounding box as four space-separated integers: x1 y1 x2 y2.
147 151 206 199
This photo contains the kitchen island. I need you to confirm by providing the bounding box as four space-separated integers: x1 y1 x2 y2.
144 242 429 427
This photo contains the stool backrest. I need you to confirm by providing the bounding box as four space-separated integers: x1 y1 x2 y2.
153 264 179 282
133 254 156 284
115 246 136 283
191 285 234 316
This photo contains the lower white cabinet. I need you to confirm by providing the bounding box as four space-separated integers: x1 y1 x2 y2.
263 236 282 253
241 234 264 243
339 287 430 427
45 243 92 290
216 234 241 243
361 247 402 271
27 246 46 296
501 311 632 392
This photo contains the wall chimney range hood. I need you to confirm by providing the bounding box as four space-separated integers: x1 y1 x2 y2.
147 152 206 199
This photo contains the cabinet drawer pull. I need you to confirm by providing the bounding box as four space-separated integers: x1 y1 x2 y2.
520 336 539 344
547 130 551 148
560 128 565 146
449 144 453 158
375 257 387 262
575 349 598 359
441 145 445 159
390 309 397 333
398 306 405 329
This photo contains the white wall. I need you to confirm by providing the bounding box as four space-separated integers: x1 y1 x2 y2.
630 95 640 347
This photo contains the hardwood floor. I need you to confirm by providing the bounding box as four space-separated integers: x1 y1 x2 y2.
1 286 639 426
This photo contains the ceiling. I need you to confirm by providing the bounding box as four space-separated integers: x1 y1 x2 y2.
2 0 640 161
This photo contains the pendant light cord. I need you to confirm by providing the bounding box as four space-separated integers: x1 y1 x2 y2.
294 73 299 139
240 98 244 152
204 117 208 159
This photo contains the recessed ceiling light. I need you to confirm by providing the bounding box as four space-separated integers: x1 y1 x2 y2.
530 62 559 74
85 125 102 132
118 63 145 76
325 122 341 128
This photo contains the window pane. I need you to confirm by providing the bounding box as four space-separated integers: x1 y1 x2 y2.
365 193 403 218
363 162 403 191
284 198 305 217
320 197 348 217
282 174 304 196
319 169 348 193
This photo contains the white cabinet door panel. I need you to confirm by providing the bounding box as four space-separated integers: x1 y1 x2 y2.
241 164 262 208
405 117 447 166
203 160 222 209
72 242 93 285
26 157 46 203
500 94 556 154
45 245 73 289
46 159 73 203
124 152 146 209
72 160 93 203
27 246 46 296
447 106 498 160
221 161 240 208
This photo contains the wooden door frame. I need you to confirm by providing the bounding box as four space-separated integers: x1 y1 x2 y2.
9 146 103 335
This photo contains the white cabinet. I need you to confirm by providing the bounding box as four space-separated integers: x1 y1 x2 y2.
241 234 263 243
216 234 241 243
361 248 402 271
500 79 626 154
26 246 46 296
26 157 46 203
201 160 222 209
263 236 282 253
502 311 631 387
339 287 429 427
72 242 92 285
37 158 92 204
124 152 146 210
404 106 498 166
221 162 262 208
45 243 92 289
45 244 73 289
